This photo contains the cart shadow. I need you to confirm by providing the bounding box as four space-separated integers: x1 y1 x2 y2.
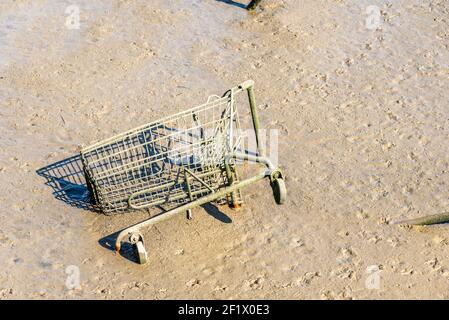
36 154 96 212
98 232 140 263
215 0 247 9
37 154 149 264
202 203 232 223
37 148 232 264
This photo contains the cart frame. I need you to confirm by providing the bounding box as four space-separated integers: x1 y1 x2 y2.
81 80 286 264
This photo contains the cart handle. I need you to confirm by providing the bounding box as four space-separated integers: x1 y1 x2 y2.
236 80 265 158
238 80 255 91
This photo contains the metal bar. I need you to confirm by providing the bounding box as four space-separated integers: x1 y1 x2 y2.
184 168 215 193
224 162 239 207
129 187 217 210
82 81 251 155
244 81 265 157
81 95 231 153
233 151 274 171
127 169 222 209
115 171 268 251
184 170 193 201
126 152 273 210
394 212 449 226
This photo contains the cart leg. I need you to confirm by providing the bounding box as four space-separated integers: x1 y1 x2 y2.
134 241 148 264
225 163 241 209
129 233 148 264
186 209 193 220
247 0 262 10
245 82 265 157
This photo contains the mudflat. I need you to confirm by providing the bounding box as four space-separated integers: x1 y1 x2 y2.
0 0 448 299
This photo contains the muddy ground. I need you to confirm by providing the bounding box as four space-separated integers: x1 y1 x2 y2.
0 0 448 299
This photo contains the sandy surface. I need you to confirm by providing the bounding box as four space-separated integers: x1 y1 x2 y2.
0 0 448 299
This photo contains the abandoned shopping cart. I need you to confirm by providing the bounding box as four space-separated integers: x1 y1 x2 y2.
80 80 286 264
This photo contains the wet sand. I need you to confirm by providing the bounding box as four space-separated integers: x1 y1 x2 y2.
0 0 448 299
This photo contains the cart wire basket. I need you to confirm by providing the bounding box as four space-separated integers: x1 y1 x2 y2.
81 80 286 264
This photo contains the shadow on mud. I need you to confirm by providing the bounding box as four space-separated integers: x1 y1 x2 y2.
36 154 138 262
202 203 232 223
98 232 140 264
215 0 247 9
37 153 233 264
36 154 96 211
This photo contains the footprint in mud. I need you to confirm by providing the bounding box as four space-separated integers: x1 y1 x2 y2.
425 258 440 271
213 285 228 292
290 238 305 248
0 288 14 299
321 289 336 300
418 135 430 146
331 266 354 280
432 235 447 246
186 279 201 287
53 128 74 146
387 236 401 247
249 277 265 289
400 267 414 276
202 268 215 276
174 249 184 256
336 246 356 264
296 272 320 287
367 233 382 244
244 276 265 290
94 104 112 117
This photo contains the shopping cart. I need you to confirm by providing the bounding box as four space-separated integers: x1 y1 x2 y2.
81 80 286 264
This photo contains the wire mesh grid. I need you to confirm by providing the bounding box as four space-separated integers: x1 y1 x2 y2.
81 90 241 214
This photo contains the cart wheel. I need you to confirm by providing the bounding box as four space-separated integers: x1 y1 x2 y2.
133 241 148 264
272 178 287 205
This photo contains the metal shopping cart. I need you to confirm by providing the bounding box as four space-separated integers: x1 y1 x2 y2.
81 80 286 264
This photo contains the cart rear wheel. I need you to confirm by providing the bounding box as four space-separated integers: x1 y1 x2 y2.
134 241 148 264
272 178 287 205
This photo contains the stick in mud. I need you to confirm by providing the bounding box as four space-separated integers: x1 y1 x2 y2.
395 212 449 226
247 0 262 10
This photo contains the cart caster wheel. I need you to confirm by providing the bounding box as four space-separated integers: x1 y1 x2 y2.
134 241 148 264
230 201 241 210
272 178 287 205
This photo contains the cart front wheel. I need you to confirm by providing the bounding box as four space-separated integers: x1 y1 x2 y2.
134 241 148 264
272 178 287 205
